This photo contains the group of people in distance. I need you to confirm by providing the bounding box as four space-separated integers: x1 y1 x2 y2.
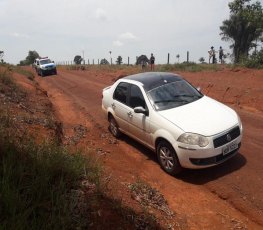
143 47 224 70
208 46 224 64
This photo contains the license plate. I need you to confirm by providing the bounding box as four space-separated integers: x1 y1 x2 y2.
222 141 238 156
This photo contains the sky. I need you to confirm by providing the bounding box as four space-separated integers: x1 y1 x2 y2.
0 0 262 65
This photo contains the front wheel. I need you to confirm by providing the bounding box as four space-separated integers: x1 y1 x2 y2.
109 116 121 138
40 70 44 77
157 140 182 175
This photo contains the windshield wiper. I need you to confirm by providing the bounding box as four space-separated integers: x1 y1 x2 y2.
154 99 188 104
173 94 201 98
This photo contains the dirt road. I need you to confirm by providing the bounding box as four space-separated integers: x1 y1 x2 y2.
36 66 263 229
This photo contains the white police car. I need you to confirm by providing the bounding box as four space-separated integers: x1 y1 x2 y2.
34 57 57 77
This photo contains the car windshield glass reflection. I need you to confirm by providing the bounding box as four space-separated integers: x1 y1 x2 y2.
40 59 51 65
148 80 203 111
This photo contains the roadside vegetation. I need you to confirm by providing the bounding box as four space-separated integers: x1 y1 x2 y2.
0 67 101 229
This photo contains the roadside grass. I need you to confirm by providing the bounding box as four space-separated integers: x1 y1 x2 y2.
0 68 27 106
13 66 35 81
0 67 17 89
0 116 101 229
63 62 222 74
0 69 102 229
157 62 220 72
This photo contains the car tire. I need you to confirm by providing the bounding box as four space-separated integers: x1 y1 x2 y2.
40 70 44 77
157 140 182 175
109 116 121 138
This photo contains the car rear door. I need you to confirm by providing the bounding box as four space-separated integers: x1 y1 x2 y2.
112 82 130 132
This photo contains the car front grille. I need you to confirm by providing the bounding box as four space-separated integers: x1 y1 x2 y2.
213 126 241 148
190 143 241 166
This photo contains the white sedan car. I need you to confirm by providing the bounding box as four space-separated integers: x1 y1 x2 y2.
102 72 242 175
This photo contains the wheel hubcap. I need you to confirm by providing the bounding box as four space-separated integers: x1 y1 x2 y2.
159 147 174 170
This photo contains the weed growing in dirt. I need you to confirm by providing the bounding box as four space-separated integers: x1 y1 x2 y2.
0 67 27 102
14 66 35 81
157 62 220 72
0 113 101 229
128 179 174 216
107 196 160 229
0 68 16 88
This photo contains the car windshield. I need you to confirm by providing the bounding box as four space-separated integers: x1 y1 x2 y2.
148 80 203 111
40 59 51 65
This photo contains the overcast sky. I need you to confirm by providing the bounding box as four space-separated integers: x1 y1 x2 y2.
1 0 262 65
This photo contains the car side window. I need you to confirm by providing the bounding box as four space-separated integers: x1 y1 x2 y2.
113 82 129 105
130 84 146 109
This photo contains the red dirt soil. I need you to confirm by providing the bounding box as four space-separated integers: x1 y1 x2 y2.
17 66 263 229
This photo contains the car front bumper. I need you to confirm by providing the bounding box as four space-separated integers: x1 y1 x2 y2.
42 68 56 75
174 135 242 169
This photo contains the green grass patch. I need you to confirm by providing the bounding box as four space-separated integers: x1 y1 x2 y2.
157 62 220 72
0 123 101 229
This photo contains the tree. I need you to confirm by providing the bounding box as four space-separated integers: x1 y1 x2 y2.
74 55 83 65
26 50 40 64
18 50 40 66
176 54 180 63
136 55 149 65
199 57 205 63
100 58 109 65
0 51 4 63
220 0 263 63
116 56 122 65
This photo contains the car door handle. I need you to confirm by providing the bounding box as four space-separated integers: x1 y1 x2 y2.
127 111 133 118
111 103 116 109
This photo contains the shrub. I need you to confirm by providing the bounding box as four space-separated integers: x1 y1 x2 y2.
0 110 101 229
244 49 263 69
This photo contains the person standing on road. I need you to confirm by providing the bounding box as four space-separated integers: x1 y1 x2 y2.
219 46 224 64
208 46 216 64
149 53 155 71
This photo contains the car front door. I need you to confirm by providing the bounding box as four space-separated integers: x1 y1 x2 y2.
127 84 151 145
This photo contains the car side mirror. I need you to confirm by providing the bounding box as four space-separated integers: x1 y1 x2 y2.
134 106 149 116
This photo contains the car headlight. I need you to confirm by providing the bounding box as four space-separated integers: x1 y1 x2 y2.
237 114 243 132
177 133 209 147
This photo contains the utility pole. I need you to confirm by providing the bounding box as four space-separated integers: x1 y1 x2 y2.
109 51 112 65
82 50 85 65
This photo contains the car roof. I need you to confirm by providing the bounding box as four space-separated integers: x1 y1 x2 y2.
123 72 183 91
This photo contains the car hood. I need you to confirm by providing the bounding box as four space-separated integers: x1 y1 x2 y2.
158 96 238 136
41 63 55 68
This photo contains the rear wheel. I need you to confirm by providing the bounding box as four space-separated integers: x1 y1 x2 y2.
157 140 182 175
109 116 121 138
